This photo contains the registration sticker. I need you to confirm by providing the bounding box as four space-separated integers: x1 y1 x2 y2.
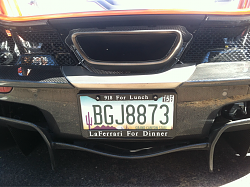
80 93 175 138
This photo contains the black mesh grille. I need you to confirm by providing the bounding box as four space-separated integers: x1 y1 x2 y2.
181 26 249 64
15 31 77 66
2 23 250 75
0 26 78 66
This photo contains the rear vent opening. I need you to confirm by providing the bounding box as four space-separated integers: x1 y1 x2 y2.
77 33 177 62
66 26 193 73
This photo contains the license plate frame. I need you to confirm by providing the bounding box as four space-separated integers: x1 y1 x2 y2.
79 91 176 139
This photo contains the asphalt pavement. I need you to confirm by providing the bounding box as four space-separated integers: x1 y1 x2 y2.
1 138 250 186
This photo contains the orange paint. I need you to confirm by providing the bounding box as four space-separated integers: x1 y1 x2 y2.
13 0 22 16
0 9 250 22
0 0 8 15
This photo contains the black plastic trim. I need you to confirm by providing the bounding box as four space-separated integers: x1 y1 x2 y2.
209 118 250 172
53 142 209 159
0 116 55 170
206 15 250 22
0 66 74 88
0 20 48 27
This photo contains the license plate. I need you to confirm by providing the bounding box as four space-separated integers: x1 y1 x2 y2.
80 93 175 138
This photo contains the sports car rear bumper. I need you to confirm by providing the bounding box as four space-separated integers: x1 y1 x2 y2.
1 61 250 171
1 13 250 171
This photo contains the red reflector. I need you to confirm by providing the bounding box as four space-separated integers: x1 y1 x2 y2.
0 87 13 93
5 30 12 37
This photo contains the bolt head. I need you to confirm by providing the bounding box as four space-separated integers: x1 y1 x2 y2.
222 92 227 97
153 95 158 101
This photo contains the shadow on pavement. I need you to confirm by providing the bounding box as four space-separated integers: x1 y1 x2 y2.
1 138 250 186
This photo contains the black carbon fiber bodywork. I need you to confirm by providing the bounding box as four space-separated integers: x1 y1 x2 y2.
0 70 249 139
1 15 250 74
1 14 250 171
0 66 72 88
0 66 68 83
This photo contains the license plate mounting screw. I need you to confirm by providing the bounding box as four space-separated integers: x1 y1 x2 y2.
153 95 158 101
96 96 100 101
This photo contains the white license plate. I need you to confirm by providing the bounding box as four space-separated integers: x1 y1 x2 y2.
80 94 175 134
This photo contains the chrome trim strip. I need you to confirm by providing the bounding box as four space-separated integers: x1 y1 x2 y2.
63 64 196 90
71 30 183 66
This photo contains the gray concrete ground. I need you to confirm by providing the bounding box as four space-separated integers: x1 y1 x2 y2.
1 138 250 186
